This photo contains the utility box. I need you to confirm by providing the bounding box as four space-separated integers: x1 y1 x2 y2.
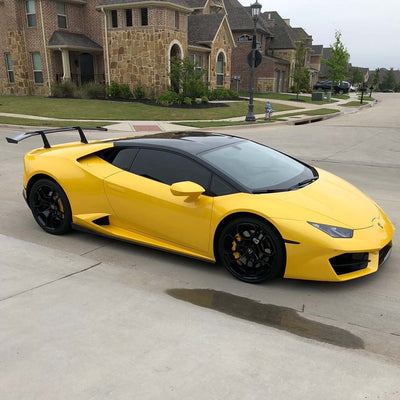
311 92 324 101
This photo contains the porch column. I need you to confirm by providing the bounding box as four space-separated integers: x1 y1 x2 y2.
61 49 71 80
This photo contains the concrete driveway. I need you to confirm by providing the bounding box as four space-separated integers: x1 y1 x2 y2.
0 93 399 399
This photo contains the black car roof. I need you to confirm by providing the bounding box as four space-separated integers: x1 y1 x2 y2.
114 132 243 155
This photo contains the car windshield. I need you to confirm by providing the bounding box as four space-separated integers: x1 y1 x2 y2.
199 140 317 193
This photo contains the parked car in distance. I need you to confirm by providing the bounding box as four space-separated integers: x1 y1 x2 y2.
313 81 350 94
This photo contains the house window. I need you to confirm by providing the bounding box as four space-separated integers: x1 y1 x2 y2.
141 8 148 26
111 10 118 28
5 54 14 83
216 52 224 86
125 9 132 27
189 54 202 72
31 52 43 84
56 2 67 29
174 11 179 29
26 0 36 27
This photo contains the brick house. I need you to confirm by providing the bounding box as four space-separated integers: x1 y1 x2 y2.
0 0 234 96
0 0 104 95
263 11 315 91
223 0 290 93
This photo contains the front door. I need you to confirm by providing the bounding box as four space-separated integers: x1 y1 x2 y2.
104 148 214 253
79 53 94 83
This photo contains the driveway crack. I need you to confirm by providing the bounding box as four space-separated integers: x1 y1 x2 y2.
0 262 102 302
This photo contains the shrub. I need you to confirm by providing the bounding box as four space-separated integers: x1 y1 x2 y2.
228 89 240 99
133 84 145 99
201 96 209 104
119 83 131 99
183 96 192 105
51 81 76 98
209 88 230 100
80 82 106 99
156 90 181 106
107 81 120 98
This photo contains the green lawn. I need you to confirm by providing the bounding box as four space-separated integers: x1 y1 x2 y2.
340 101 369 107
0 116 111 127
176 108 339 128
0 95 300 122
239 92 344 104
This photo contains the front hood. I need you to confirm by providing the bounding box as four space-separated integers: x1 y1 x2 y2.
265 168 379 229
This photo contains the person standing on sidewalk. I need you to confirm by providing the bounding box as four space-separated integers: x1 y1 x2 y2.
265 101 273 120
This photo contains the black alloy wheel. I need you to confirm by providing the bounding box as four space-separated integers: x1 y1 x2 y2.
218 217 285 283
29 178 72 235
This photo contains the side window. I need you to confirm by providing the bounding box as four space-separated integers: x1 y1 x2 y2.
130 149 211 189
97 147 138 171
112 148 139 171
210 174 236 196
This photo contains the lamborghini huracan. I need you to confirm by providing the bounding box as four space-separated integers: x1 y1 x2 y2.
7 127 394 283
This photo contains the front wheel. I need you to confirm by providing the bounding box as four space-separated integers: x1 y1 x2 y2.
29 178 72 235
218 217 285 283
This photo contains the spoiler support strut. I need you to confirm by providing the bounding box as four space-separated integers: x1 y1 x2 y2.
6 126 108 148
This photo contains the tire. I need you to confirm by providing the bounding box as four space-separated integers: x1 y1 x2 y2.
29 178 72 235
218 217 285 283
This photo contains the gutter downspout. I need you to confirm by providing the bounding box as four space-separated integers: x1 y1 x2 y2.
101 7 111 85
39 0 51 95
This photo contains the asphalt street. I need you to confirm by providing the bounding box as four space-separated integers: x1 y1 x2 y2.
0 93 399 399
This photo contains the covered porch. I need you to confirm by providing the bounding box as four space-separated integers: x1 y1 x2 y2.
48 31 104 86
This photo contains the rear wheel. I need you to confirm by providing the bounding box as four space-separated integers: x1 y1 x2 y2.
29 178 72 235
218 217 285 283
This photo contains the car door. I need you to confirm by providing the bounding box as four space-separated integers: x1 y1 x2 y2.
104 148 214 253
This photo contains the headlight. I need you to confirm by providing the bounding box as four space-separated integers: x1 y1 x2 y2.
308 222 353 238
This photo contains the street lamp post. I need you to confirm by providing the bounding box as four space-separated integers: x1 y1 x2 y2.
245 0 262 122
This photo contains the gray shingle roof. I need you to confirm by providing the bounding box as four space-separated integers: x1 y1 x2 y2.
188 13 224 45
48 31 102 50
185 0 207 8
224 0 270 34
98 0 191 9
260 11 296 49
312 44 323 55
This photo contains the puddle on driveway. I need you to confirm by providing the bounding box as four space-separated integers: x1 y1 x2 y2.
167 288 364 349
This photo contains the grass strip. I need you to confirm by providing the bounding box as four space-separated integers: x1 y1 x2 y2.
0 96 300 121
0 116 111 127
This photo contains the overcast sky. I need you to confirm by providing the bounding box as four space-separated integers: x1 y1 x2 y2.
242 0 400 70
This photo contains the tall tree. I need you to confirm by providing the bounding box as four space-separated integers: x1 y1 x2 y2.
322 31 350 93
292 38 310 100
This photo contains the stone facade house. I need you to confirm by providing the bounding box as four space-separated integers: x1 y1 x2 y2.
0 0 104 95
97 0 235 96
0 0 234 96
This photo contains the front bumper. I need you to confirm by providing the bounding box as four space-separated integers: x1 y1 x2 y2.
279 214 395 282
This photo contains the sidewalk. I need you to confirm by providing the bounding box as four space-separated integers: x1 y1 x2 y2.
0 92 373 134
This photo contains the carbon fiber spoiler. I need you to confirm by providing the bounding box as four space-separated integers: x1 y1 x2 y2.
6 126 108 149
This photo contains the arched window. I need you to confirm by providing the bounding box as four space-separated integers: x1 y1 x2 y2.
216 52 224 86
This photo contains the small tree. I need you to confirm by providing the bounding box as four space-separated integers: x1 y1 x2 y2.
370 68 380 97
380 68 396 91
292 38 310 100
322 31 350 94
351 67 364 86
169 57 207 99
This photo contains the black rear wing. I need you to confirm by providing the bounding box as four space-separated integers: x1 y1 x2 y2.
6 126 108 149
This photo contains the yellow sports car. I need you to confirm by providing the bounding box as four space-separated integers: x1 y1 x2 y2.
7 128 394 283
